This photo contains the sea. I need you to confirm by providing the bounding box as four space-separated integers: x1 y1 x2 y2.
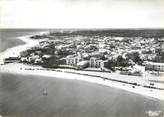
0 29 164 117
0 29 47 52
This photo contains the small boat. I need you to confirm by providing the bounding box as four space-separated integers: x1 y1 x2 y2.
42 89 48 96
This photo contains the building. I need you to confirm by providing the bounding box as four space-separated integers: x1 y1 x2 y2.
20 57 28 62
89 57 104 68
145 61 164 72
4 57 20 64
66 55 82 66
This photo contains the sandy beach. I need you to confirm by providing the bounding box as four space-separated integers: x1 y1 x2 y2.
1 63 164 101
0 33 164 101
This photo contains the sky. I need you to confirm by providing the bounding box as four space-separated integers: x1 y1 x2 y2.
0 0 164 29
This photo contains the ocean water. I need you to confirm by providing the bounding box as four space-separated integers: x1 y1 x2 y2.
0 29 164 117
0 29 47 52
0 73 164 117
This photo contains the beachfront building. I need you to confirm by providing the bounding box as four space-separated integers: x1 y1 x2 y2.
145 61 164 72
89 57 104 68
66 55 82 66
66 55 105 69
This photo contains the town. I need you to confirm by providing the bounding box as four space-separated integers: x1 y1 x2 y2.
4 30 164 76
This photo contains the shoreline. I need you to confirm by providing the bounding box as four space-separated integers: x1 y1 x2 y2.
1 63 164 101
0 38 26 53
0 32 164 101
0 32 47 64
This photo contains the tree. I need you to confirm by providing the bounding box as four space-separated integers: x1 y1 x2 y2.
42 56 59 68
104 59 116 71
126 52 142 64
116 55 130 67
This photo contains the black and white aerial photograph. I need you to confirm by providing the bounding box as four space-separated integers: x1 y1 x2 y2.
0 0 164 117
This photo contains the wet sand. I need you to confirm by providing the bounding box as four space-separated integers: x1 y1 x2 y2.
0 73 164 117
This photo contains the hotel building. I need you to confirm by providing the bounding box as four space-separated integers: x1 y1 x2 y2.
145 61 164 72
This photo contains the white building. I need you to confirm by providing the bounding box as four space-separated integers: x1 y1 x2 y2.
145 61 164 72
89 57 104 68
66 55 82 66
66 55 106 69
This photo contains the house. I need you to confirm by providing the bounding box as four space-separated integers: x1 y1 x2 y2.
34 58 43 64
20 57 28 62
145 61 164 72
